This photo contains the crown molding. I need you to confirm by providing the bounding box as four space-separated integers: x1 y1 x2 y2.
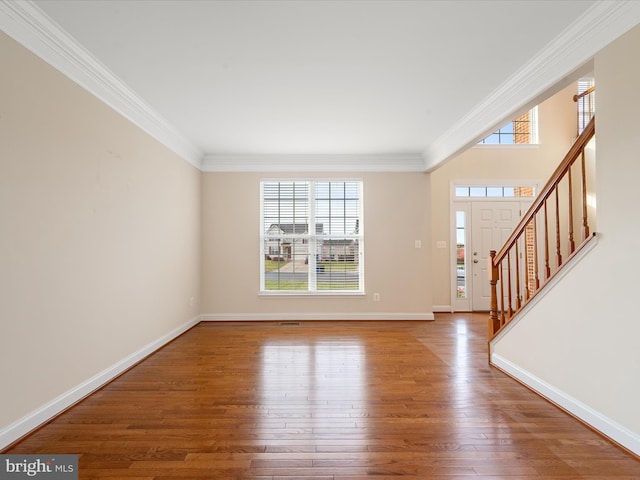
422 0 640 172
5 1 638 173
202 153 427 173
0 0 204 169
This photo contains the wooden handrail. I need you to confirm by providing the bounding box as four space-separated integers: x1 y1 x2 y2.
494 117 595 264
572 86 595 102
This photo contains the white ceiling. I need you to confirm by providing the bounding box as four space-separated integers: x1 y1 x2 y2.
4 1 640 170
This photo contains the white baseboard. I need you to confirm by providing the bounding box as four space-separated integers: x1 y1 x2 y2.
432 304 453 313
201 312 435 321
0 315 201 450
491 353 640 456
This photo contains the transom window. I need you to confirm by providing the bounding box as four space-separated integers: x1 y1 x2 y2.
455 185 536 198
479 107 538 145
260 180 363 294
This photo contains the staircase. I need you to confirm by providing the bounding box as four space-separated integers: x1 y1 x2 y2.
488 93 596 340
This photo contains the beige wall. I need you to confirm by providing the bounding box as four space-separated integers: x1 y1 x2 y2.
492 24 640 453
0 34 201 432
201 172 432 319
430 83 578 309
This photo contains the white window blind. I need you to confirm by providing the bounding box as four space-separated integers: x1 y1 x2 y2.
577 78 595 134
261 180 363 294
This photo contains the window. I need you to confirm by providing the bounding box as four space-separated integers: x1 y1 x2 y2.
455 185 536 198
261 180 363 294
577 78 595 134
455 211 467 299
479 107 538 144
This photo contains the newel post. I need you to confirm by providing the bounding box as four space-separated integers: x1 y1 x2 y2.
489 250 500 337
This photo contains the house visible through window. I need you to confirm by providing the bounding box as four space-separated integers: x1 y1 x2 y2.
261 180 363 294
479 107 538 145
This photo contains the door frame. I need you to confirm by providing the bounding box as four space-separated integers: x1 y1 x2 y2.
450 180 540 312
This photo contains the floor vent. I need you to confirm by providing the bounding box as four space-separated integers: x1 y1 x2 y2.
279 322 301 326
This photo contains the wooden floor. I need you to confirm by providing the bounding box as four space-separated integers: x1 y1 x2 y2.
5 313 639 479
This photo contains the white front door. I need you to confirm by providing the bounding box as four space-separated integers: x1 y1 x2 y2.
471 201 521 311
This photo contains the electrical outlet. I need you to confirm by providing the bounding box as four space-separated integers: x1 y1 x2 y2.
190 296 195 307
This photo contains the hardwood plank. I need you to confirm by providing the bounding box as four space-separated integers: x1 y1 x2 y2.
4 314 639 479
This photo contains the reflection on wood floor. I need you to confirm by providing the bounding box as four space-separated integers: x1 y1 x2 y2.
5 313 639 478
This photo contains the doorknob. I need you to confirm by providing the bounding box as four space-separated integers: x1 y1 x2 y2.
473 259 479 263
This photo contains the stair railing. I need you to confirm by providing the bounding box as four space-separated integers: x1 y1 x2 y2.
489 117 596 338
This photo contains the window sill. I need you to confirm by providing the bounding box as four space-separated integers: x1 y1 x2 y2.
260 291 366 297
